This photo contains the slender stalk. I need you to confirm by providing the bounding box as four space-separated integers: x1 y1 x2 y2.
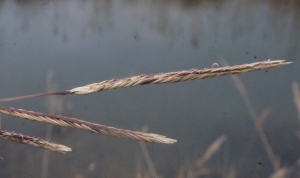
195 135 227 168
225 60 281 171
0 91 70 102
139 127 159 178
42 71 55 178
187 135 227 178
292 82 300 121
0 129 71 154
139 142 158 178
0 60 292 102
0 106 176 144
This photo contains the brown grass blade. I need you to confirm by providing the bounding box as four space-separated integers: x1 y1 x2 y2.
0 129 71 154
0 106 176 144
69 60 292 94
0 60 292 102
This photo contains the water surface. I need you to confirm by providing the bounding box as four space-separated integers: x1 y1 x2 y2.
0 0 299 177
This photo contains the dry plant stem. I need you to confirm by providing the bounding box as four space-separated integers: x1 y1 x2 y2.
70 60 291 95
292 82 300 121
195 135 227 168
187 135 227 178
0 106 176 144
42 71 55 178
254 109 281 169
235 132 257 175
139 126 159 178
139 142 158 178
188 168 211 178
0 91 70 102
227 66 281 171
269 168 291 178
0 129 71 154
0 60 292 102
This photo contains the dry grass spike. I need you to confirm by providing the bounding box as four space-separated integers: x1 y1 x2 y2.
0 106 176 144
0 129 71 154
0 60 292 102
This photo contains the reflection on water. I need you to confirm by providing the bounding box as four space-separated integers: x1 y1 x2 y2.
0 0 299 177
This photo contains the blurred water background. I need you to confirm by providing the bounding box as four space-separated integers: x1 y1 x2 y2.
0 0 299 177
